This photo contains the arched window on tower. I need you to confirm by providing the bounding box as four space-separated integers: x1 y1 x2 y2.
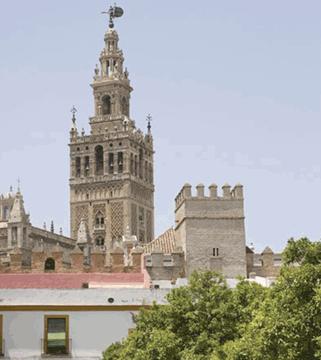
3 206 9 220
11 226 18 246
130 154 134 175
121 97 129 116
118 152 123 173
45 258 55 272
106 60 110 77
144 161 148 182
134 155 138 177
76 157 81 177
102 95 111 115
95 211 105 229
139 149 143 179
108 153 114 174
84 156 90 177
95 236 105 247
95 145 104 175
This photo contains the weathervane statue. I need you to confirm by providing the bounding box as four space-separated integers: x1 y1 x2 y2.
102 4 124 29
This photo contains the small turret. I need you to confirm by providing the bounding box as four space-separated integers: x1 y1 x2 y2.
7 191 30 250
8 191 27 224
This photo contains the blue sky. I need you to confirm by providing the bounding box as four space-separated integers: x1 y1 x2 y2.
0 1 320 252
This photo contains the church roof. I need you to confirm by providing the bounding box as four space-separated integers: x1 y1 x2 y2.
143 228 176 254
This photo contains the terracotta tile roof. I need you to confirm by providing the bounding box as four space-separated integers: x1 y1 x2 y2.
143 228 176 254
0 273 145 289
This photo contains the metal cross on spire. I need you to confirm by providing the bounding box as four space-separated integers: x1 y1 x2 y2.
147 114 152 133
102 4 124 29
71 105 77 124
17 177 21 193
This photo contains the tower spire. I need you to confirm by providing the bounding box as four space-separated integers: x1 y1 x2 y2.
71 105 77 126
147 114 152 134
17 177 21 193
70 106 78 140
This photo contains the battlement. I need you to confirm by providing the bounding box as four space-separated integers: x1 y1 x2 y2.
144 249 185 280
175 183 243 210
0 192 16 200
70 116 152 149
246 246 282 278
0 245 145 274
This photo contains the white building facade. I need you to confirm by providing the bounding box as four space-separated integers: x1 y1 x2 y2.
0 288 169 360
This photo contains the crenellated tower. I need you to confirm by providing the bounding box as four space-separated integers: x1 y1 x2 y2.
174 183 247 278
69 7 154 250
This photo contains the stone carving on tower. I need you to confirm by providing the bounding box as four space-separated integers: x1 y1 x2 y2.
69 6 155 250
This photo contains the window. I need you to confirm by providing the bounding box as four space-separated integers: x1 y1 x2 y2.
2 207 9 221
96 237 105 246
84 156 90 176
139 207 145 227
23 227 27 247
75 157 81 177
134 155 138 176
11 227 17 246
95 146 104 175
102 95 111 115
144 161 148 182
121 97 129 116
44 315 69 356
130 153 134 174
95 212 105 229
118 152 123 173
139 230 145 243
44 258 55 272
149 163 153 183
163 258 174 267
213 248 219 257
139 149 143 179
108 153 114 174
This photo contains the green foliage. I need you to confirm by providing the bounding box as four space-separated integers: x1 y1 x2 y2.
224 240 321 360
283 237 321 265
103 342 123 360
103 272 264 359
103 238 321 360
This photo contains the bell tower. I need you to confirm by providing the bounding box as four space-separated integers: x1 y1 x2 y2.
69 6 154 249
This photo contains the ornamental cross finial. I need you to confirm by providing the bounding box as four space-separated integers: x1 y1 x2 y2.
71 105 77 124
147 114 152 133
102 4 124 29
17 177 21 193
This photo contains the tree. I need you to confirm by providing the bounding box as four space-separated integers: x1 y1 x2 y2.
282 237 321 266
103 272 265 360
224 238 321 360
103 238 321 360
